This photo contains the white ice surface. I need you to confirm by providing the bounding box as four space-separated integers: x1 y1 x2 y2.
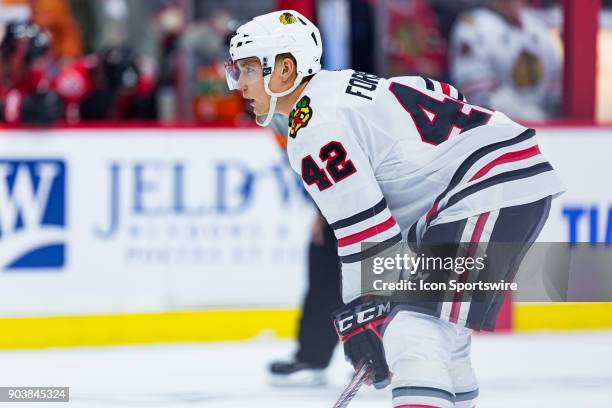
1 331 611 407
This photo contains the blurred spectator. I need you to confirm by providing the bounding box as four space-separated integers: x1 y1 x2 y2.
31 0 83 62
70 0 161 59
0 20 62 124
0 0 32 61
382 0 449 79
69 0 166 72
52 45 156 122
180 9 246 123
68 1 168 117
194 0 275 22
154 0 187 121
63 0 192 122
450 0 561 121
182 1 277 123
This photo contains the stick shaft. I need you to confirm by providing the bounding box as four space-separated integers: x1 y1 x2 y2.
332 363 370 408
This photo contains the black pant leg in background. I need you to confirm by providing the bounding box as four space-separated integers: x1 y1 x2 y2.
295 221 343 367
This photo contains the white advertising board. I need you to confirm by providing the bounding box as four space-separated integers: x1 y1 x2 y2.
1 126 610 317
0 128 314 316
534 127 612 243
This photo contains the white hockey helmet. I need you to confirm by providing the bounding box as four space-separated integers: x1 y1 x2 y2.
225 10 322 126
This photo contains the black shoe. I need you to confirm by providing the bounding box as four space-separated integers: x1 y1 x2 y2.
268 359 327 387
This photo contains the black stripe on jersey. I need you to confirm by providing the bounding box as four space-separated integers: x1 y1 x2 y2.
339 233 402 264
392 386 455 402
422 77 435 91
426 128 535 221
330 197 388 230
455 389 479 402
428 162 553 225
457 91 466 102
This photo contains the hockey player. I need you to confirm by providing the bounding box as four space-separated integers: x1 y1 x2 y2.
52 46 155 122
449 0 561 121
226 10 564 408
267 114 343 387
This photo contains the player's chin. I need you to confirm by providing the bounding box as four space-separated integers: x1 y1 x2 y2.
252 104 268 117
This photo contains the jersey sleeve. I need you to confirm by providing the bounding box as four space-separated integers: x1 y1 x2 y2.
288 120 402 303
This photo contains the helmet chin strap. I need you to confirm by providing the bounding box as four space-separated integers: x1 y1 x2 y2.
255 94 277 127
255 72 305 127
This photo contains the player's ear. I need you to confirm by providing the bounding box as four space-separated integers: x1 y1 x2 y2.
280 56 297 82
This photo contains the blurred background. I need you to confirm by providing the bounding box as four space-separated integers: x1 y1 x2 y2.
0 0 610 125
0 1 611 407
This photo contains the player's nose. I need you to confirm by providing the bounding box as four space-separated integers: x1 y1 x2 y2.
236 75 248 94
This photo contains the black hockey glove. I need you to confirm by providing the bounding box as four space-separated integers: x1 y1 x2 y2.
333 297 392 389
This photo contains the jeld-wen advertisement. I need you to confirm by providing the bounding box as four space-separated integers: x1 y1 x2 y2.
0 128 314 316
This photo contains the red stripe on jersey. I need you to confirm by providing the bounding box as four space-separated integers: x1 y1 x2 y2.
469 145 541 182
337 216 397 247
449 212 489 323
426 202 439 220
441 82 451 96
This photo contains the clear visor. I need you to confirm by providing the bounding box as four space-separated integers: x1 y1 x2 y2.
224 58 264 91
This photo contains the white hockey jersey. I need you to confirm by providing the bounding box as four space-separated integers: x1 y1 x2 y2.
449 8 561 121
286 69 564 302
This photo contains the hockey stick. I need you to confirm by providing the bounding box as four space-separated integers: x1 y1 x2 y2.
332 362 371 408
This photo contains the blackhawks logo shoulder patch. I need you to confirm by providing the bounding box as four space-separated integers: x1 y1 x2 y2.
279 12 297 25
289 95 312 138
